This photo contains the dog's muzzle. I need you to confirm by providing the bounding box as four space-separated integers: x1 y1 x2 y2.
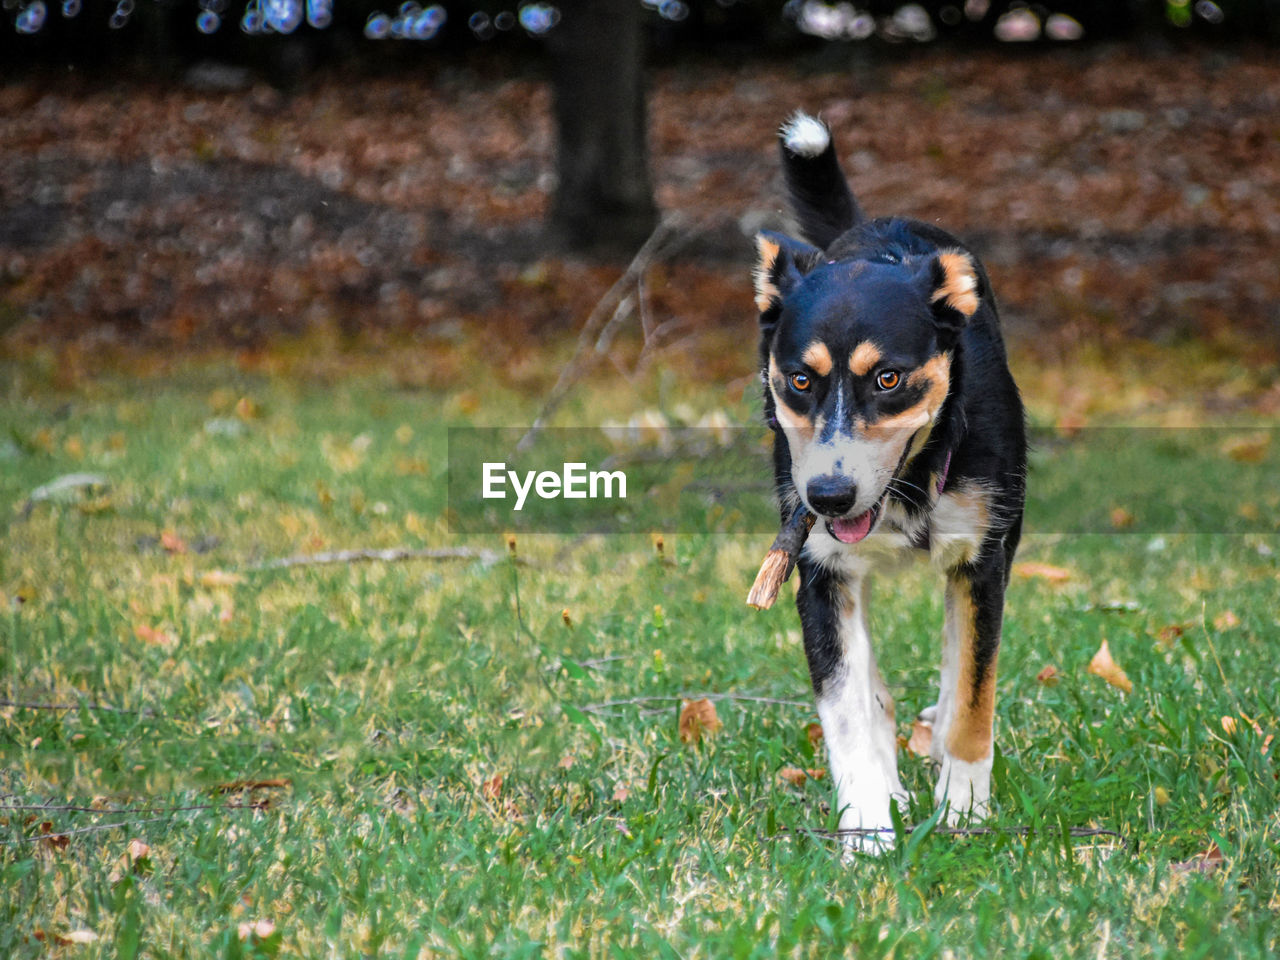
806 474 883 545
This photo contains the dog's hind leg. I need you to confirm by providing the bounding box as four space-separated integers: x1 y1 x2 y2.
931 565 1007 823
797 560 905 854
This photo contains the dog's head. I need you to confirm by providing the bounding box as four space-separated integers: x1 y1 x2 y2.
755 231 981 543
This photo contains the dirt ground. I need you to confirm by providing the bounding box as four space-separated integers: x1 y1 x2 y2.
1 45 1277 391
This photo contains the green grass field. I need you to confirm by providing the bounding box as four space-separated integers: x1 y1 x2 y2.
2 351 1278 958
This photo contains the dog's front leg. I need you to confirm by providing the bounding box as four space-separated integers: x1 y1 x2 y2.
931 564 1006 823
797 559 905 853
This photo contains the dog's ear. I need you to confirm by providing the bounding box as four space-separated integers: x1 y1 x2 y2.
926 249 983 344
754 231 821 323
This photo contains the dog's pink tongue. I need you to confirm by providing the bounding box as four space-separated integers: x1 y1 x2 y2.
831 510 874 544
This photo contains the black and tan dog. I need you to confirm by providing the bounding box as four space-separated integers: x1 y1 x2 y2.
754 113 1026 849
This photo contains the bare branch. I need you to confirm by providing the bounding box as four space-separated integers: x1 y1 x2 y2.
246 546 507 572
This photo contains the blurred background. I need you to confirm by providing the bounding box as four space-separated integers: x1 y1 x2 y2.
1 0 1277 422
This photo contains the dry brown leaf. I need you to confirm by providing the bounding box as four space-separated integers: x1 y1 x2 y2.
556 754 576 770
217 778 291 794
1086 639 1133 693
611 783 631 803
1172 841 1224 875
160 529 187 554
1155 622 1189 645
777 767 808 787
906 718 934 757
55 930 99 945
1036 665 1061 687
134 623 177 648
237 919 276 941
1012 562 1074 584
200 570 244 589
561 608 573 628
480 774 503 801
1220 432 1270 463
1109 507 1135 529
1213 610 1240 631
805 721 824 753
126 838 151 862
678 698 722 744
39 822 69 851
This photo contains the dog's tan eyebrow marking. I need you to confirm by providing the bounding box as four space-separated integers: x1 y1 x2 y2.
801 342 833 376
849 341 882 377
863 355 952 442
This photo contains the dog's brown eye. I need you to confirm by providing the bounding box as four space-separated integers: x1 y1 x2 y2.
876 370 900 391
789 373 811 392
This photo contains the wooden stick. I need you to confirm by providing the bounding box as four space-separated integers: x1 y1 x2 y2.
746 506 816 610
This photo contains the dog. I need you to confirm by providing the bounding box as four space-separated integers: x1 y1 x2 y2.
754 112 1026 850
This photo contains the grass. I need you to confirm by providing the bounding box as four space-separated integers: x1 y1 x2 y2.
1 349 1278 958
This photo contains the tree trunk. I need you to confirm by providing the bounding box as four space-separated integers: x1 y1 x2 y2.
548 0 659 254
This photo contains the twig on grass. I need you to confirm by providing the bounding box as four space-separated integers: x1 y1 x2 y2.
2 816 173 844
766 824 1133 852
0 696 154 717
581 692 811 716
516 214 700 453
0 801 264 816
245 546 509 572
0 800 270 846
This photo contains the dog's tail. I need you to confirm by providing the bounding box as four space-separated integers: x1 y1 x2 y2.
777 111 864 250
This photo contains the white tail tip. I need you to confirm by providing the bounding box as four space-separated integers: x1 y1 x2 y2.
780 111 830 158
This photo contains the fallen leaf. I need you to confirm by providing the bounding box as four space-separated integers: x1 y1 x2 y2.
557 754 576 770
134 623 177 648
39 822 69 851
126 838 151 862
217 778 291 794
1155 622 1189 645
611 783 631 802
481 774 503 801
778 766 826 787
678 698 722 744
1172 841 1224 875
1153 785 1170 806
1109 507 1135 529
1220 432 1270 463
200 570 244 589
160 529 187 554
1036 664 1060 686
1213 610 1240 631
805 721 824 753
906 717 934 757
55 930 99 945
237 919 276 941
561 608 573 628
1013 562 1074 583
1086 639 1133 693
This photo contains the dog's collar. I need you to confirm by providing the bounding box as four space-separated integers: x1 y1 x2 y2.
936 449 952 495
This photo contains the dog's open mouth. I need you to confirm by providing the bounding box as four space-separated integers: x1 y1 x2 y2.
824 496 886 545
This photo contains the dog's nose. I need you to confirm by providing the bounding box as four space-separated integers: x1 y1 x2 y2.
806 475 858 517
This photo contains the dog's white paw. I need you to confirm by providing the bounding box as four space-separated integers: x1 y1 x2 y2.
935 754 992 825
917 703 938 724
833 785 908 858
